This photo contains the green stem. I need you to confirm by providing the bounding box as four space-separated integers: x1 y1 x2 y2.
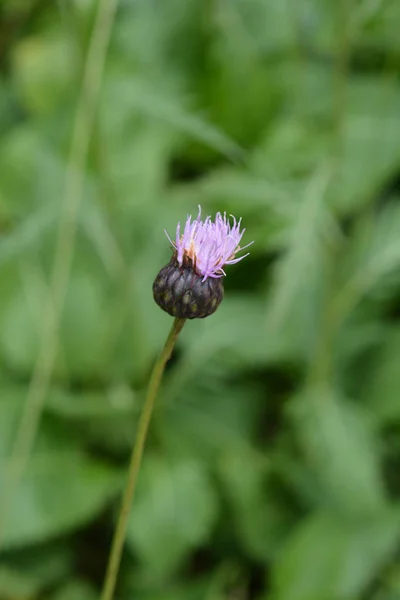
100 317 186 600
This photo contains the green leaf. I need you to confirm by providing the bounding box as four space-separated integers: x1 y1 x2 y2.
0 268 111 380
288 386 387 516
360 1 400 54
127 575 227 600
174 296 295 376
265 168 335 333
0 277 42 377
270 508 400 600
0 452 121 549
161 356 261 462
12 31 78 115
370 564 400 600
330 78 400 213
218 450 295 561
201 5 280 146
335 204 400 319
0 543 72 598
0 206 55 267
0 126 65 212
363 327 400 424
46 384 136 420
127 455 218 578
60 272 109 379
0 388 122 548
250 115 331 181
46 385 141 455
102 78 244 161
49 580 98 600
179 167 297 217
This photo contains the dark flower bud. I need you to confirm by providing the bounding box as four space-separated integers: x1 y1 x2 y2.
153 257 224 319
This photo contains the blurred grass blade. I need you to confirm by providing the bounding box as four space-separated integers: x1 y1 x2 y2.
103 78 245 161
266 167 335 330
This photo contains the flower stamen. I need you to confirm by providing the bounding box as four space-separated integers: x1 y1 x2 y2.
164 207 252 281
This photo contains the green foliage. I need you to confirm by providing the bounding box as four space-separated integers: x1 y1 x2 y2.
269 508 400 600
0 388 122 549
127 455 218 578
0 0 400 598
288 386 387 516
0 543 72 598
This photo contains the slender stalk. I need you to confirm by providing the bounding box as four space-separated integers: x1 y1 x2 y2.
0 0 119 547
101 317 186 600
332 0 350 161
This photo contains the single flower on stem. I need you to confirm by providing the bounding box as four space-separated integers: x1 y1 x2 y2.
153 206 253 318
101 206 252 600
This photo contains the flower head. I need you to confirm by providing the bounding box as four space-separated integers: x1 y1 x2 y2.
166 206 253 281
153 207 252 319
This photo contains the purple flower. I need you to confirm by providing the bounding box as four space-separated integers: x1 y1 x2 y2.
153 207 252 319
165 206 253 281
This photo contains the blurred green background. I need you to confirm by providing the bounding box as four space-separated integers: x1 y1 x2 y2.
1 0 400 599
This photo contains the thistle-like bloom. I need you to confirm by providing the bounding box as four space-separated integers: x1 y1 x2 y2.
153 207 252 319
